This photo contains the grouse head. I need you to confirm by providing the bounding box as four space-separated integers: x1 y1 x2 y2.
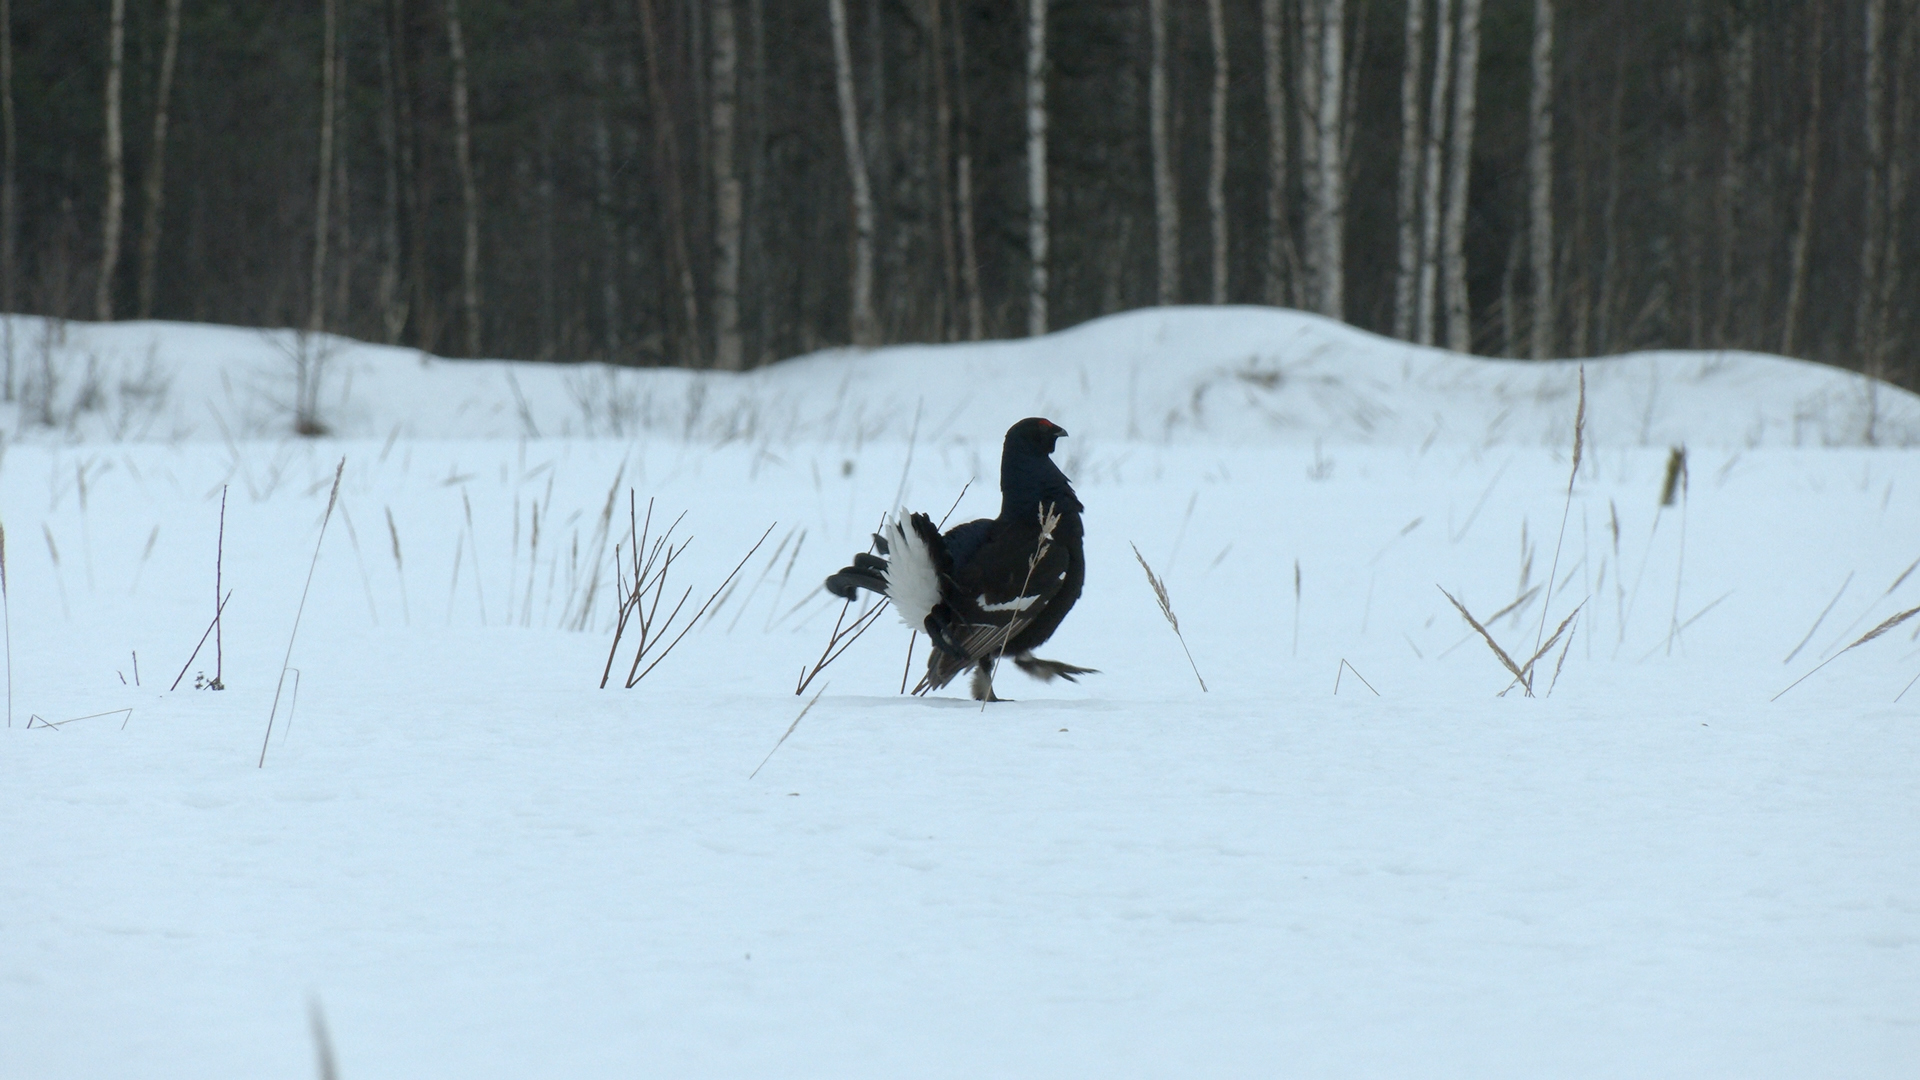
999 417 1079 516
1006 417 1069 456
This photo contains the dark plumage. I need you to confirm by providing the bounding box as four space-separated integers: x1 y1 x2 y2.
825 417 1094 701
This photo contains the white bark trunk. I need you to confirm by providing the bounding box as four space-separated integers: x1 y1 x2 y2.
1026 0 1048 336
951 0 982 339
1441 0 1480 353
136 0 182 320
828 0 877 345
1207 0 1227 305
1526 0 1553 358
1782 3 1823 357
3 0 17 322
1415 0 1454 345
1313 0 1346 320
1715 16 1751 346
1261 0 1289 307
309 0 337 333
447 0 481 355
96 0 125 322
1858 0 1888 370
589 48 621 359
1149 0 1177 306
1392 0 1426 339
712 0 743 368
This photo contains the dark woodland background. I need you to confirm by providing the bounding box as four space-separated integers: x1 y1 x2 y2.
4 0 1918 387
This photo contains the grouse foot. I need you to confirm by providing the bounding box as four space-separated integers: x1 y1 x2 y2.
969 663 1006 702
1012 654 1099 683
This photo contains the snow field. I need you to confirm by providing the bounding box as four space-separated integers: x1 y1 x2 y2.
2 312 1919 1077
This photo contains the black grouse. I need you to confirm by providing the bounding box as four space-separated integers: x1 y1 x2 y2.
825 417 1093 701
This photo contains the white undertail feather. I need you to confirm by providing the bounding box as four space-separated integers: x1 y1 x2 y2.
882 514 942 631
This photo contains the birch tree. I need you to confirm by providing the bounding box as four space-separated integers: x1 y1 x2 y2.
1026 0 1048 336
828 0 876 345
1300 0 1346 320
1207 0 1227 304
1441 0 1481 352
1149 0 1177 306
712 0 744 368
1416 0 1455 345
1 0 12 398
1858 0 1888 371
134 0 183 319
1262 0 1290 307
309 0 337 332
1782 2 1823 357
638 0 701 362
96 0 126 322
1392 0 1426 339
1526 0 1553 358
951 0 982 339
446 0 480 355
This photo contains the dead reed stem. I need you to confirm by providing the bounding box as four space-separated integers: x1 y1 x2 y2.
214 486 227 686
1334 659 1378 696
259 457 345 768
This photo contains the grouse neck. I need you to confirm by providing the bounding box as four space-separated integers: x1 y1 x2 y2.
998 451 1078 521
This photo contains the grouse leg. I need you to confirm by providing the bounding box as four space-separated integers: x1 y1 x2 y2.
969 659 1004 702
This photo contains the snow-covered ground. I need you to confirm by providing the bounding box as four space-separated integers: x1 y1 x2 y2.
2 309 1917 1077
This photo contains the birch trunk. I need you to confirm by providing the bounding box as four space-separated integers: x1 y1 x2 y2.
1296 0 1321 312
96 0 126 322
1715 16 1752 346
135 0 183 320
1314 0 1347 320
589 48 621 359
1526 0 1553 358
1879 0 1917 379
1782 2 1823 357
1149 0 1177 306
711 0 743 368
1261 0 1291 307
638 0 702 362
309 0 337 332
1206 0 1227 304
952 0 983 339
929 0 957 340
446 0 481 355
1 0 12 398
1392 0 1426 338
1415 0 1453 345
1026 0 1048 336
1441 0 1481 352
1857 0 1888 371
827 0 877 345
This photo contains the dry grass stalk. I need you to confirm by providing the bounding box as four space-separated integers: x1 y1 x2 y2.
1441 585 1528 687
1774 603 1920 701
169 588 233 691
1533 367 1585 655
752 682 827 779
259 457 345 767
1132 542 1206 692
981 502 1062 711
